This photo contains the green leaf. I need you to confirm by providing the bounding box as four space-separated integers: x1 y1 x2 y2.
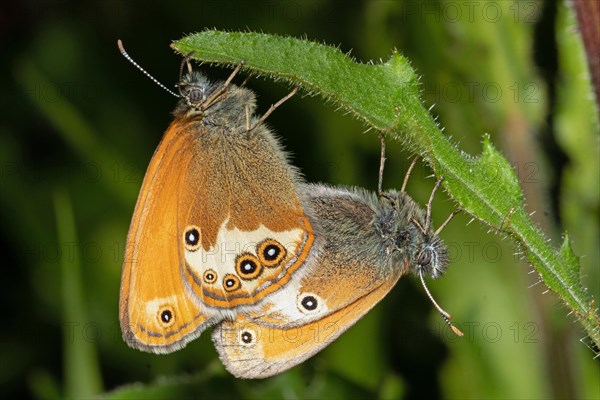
172 30 600 347
560 234 579 271
173 31 418 133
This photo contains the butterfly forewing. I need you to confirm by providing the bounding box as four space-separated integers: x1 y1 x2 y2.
179 123 314 310
120 96 315 354
120 122 214 353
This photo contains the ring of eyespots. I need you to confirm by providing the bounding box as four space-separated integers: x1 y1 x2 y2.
223 274 241 292
183 226 201 252
257 239 286 268
158 306 175 328
235 253 263 280
203 269 217 284
213 239 287 292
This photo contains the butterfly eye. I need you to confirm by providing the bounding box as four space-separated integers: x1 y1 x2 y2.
183 226 201 251
417 250 432 266
187 87 204 104
235 254 263 280
158 307 175 328
257 239 286 268
203 269 217 284
223 274 241 292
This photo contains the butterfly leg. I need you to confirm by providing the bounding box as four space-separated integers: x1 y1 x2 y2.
202 62 245 109
424 177 444 232
179 53 195 82
248 87 298 132
400 155 419 193
377 133 386 196
495 206 515 233
434 208 462 235
376 134 398 204
245 105 251 131
420 176 461 235
240 74 253 87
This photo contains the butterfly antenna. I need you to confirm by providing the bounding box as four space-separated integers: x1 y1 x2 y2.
419 270 464 336
117 39 180 98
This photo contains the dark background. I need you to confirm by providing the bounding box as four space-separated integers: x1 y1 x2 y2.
1 1 598 399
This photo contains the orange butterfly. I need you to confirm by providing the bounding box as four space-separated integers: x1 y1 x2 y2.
118 41 313 353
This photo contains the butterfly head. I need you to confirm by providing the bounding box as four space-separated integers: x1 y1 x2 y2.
177 71 212 107
377 189 463 336
116 41 256 128
409 223 447 280
378 191 448 279
174 71 256 126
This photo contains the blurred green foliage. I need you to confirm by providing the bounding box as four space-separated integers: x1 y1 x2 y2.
1 1 598 399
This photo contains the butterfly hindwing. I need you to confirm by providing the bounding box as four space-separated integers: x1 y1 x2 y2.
212 265 400 379
212 185 410 377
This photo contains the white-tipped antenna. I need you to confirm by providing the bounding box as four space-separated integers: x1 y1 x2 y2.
419 270 464 336
117 39 180 98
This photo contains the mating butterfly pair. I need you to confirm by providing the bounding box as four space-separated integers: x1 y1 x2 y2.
118 41 461 379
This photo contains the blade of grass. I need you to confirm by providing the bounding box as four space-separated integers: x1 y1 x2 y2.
54 189 103 397
15 60 136 206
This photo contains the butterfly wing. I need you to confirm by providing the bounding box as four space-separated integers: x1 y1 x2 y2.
212 275 398 379
121 116 315 353
179 122 314 311
212 186 408 378
120 122 214 353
